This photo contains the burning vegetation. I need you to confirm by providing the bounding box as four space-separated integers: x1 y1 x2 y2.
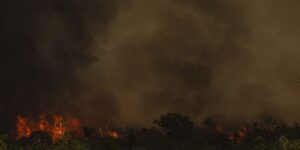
16 114 119 141
213 122 248 143
16 116 31 139
2 113 300 150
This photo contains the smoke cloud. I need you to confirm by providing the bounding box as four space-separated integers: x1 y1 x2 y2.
0 0 299 132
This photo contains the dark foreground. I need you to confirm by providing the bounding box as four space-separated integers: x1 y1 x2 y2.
1 113 300 150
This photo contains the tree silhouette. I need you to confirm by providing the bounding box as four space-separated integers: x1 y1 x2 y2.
154 113 194 134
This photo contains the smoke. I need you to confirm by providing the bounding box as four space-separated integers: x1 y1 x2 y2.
89 0 300 125
90 0 252 124
239 0 300 122
0 0 299 131
0 0 120 131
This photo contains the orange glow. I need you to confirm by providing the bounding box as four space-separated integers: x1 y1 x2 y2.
52 115 65 141
16 116 31 138
238 126 247 139
228 133 235 142
67 118 81 132
98 128 119 139
39 114 49 131
15 114 70 141
107 131 119 139
215 123 224 133
211 122 247 143
15 114 120 141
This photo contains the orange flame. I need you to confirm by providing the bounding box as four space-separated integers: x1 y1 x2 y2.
215 123 224 133
107 131 119 139
228 126 247 143
52 115 65 141
98 128 119 139
16 116 31 138
39 114 49 131
211 122 247 143
238 126 247 139
15 114 121 141
16 114 70 141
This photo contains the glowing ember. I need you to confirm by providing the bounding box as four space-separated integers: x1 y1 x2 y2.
107 131 119 139
238 126 247 139
98 128 119 139
212 122 247 143
228 133 235 142
215 123 224 133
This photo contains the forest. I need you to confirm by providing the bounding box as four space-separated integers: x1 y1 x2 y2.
1 113 300 150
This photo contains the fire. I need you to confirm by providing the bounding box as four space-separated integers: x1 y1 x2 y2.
15 114 119 141
98 128 119 139
228 133 235 141
16 116 31 139
52 115 65 141
67 118 81 132
238 126 247 139
228 126 248 143
107 131 119 139
15 114 76 141
212 122 248 143
39 114 49 131
215 123 224 133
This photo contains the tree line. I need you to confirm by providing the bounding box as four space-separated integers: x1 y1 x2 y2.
1 113 300 150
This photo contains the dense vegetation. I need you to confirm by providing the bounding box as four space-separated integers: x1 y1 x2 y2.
2 113 300 150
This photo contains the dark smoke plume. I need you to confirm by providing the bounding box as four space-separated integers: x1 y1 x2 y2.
0 0 120 132
0 0 300 132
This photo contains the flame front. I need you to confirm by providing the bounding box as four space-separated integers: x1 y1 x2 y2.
15 114 119 141
16 114 68 141
16 116 31 139
52 115 65 141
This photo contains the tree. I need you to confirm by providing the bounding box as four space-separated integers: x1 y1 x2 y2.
153 113 196 150
0 135 7 150
154 113 194 134
52 139 89 150
132 147 147 150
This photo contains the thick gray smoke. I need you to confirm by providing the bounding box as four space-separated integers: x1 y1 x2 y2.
0 0 299 131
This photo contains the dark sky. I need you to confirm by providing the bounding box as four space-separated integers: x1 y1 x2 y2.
0 0 300 132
